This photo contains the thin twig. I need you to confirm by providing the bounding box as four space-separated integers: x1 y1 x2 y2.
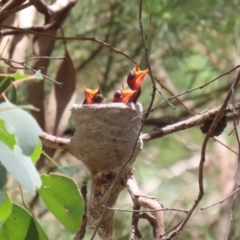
103 205 188 214
0 24 136 64
201 188 240 210
23 56 65 64
164 70 240 239
151 65 240 113
126 172 164 239
223 98 240 240
0 0 27 22
1 57 62 85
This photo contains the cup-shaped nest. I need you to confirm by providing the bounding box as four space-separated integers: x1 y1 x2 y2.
70 103 143 174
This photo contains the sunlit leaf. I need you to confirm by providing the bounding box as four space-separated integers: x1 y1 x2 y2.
0 193 12 224
0 203 48 240
0 143 42 195
38 174 84 233
0 102 42 156
10 72 28 80
0 119 16 150
31 140 42 164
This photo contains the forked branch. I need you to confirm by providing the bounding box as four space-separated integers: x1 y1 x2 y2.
125 172 165 239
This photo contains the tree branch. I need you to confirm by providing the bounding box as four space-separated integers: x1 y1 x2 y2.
142 103 239 142
129 204 142 240
0 0 26 23
39 102 239 151
39 132 70 151
125 172 165 239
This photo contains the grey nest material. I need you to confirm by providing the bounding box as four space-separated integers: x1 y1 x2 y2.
70 102 144 175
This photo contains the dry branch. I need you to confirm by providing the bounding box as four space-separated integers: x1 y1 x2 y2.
40 102 239 150
126 172 165 239
0 24 136 64
29 0 52 22
0 0 26 23
39 132 70 151
142 102 239 142
129 204 142 240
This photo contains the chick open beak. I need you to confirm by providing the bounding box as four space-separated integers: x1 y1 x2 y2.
83 85 104 104
127 63 148 91
113 86 136 103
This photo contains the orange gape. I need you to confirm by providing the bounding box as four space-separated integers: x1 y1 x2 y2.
83 64 148 104
127 64 148 91
126 64 148 103
112 64 148 104
83 85 104 104
112 85 136 103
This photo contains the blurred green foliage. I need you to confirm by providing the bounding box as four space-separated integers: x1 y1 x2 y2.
4 0 240 239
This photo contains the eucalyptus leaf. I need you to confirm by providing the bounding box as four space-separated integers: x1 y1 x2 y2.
38 174 84 233
0 119 16 150
0 77 12 94
0 193 12 224
10 72 28 80
0 102 42 156
0 142 42 195
0 163 7 190
31 140 42 164
0 203 48 240
7 85 17 104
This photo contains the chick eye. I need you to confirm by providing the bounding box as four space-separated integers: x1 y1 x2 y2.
127 70 135 80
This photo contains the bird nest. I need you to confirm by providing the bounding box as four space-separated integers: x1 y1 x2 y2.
70 102 144 175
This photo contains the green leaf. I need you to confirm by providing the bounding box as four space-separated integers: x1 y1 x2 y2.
31 140 42 164
0 163 7 189
0 102 42 156
38 174 84 233
7 85 17 104
0 119 16 150
0 203 48 240
0 77 12 94
10 72 28 80
0 190 4 208
0 193 12 224
0 142 42 195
